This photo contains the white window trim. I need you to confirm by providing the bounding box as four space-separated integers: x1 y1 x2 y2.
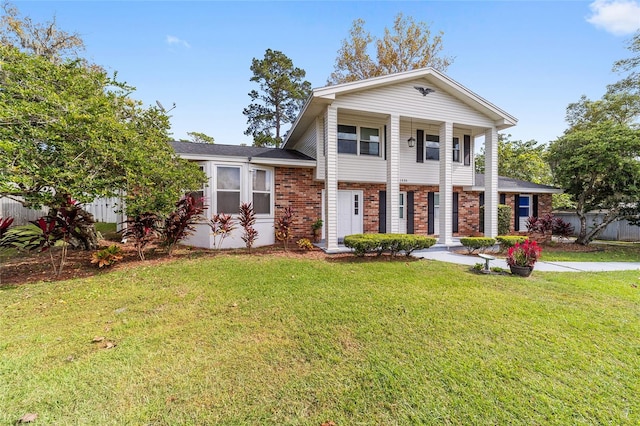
250 166 274 216
337 123 383 157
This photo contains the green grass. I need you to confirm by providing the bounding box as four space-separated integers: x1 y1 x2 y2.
1 255 639 424
541 241 640 262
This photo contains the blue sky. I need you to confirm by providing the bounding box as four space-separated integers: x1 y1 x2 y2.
12 0 640 146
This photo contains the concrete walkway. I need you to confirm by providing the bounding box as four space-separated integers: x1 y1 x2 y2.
412 246 640 273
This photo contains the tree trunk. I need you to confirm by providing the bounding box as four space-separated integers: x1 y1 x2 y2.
575 208 618 245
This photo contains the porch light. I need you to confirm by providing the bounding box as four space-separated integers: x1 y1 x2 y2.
407 117 416 147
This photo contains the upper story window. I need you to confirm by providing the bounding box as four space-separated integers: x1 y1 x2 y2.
338 124 381 156
216 166 241 214
452 137 460 162
425 134 439 161
252 169 272 215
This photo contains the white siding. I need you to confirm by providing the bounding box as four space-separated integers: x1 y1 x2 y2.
316 116 326 180
336 113 388 182
292 122 316 159
332 79 495 128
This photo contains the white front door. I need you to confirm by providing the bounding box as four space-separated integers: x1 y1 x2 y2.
518 194 531 231
337 190 363 240
398 192 407 234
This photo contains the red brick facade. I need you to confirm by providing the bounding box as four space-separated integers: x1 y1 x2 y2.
275 166 554 239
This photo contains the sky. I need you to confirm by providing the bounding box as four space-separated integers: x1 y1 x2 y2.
11 0 640 146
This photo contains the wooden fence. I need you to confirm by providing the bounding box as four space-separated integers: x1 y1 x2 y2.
555 211 640 242
1 197 121 225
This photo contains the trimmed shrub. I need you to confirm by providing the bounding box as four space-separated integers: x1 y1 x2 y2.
496 235 528 250
343 233 436 257
460 237 496 254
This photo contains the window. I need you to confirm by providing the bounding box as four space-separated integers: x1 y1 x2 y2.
519 195 530 218
360 127 379 156
425 134 440 160
338 125 381 156
216 166 240 214
252 169 272 214
338 125 357 154
399 192 405 219
452 137 460 162
188 164 206 209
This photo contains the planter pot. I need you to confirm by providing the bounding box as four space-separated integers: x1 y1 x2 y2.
509 264 533 277
312 229 321 243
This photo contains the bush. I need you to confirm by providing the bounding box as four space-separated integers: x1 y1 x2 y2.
479 204 512 235
496 235 528 250
161 195 204 255
91 245 124 268
343 234 436 257
297 238 313 250
460 237 496 254
275 206 294 251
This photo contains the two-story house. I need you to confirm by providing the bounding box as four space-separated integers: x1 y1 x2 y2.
173 67 560 251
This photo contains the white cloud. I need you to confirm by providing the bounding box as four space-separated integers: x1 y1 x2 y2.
166 35 191 48
587 0 640 35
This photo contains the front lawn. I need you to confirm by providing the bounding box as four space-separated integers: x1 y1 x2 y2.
540 241 640 262
1 254 639 424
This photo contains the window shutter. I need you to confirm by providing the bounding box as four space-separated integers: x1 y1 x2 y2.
514 194 520 232
407 191 414 234
428 192 435 234
452 192 459 233
379 190 387 233
416 130 424 163
463 135 471 166
533 194 539 218
479 193 485 233
500 193 506 205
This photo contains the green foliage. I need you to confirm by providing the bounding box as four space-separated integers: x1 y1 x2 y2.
460 237 496 254
328 13 453 84
498 204 512 236
0 44 205 218
311 219 323 231
343 233 436 257
496 235 528 250
185 131 214 144
548 121 640 244
475 134 552 183
90 244 123 268
296 238 313 250
243 49 311 147
609 30 640 95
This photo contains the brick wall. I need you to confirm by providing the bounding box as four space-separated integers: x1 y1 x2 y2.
274 167 554 239
274 167 323 240
501 193 554 234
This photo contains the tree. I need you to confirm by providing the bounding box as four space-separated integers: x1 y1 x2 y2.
609 30 640 95
547 121 640 245
243 49 311 148
475 134 552 185
183 131 215 144
0 1 84 62
566 93 640 131
328 13 453 84
0 45 205 246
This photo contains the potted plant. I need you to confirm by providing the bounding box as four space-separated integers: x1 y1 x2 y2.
506 239 542 277
311 218 323 243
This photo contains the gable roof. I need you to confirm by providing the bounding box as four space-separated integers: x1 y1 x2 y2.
171 141 315 166
473 174 562 194
284 67 518 148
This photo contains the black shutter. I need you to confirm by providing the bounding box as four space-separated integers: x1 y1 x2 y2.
407 191 415 234
428 192 435 234
452 192 459 234
379 190 386 233
500 193 506 205
463 135 471 166
514 194 520 232
533 194 539 218
416 129 424 163
383 125 387 161
479 193 485 233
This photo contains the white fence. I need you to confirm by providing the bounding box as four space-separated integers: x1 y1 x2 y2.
555 211 640 242
1 197 121 225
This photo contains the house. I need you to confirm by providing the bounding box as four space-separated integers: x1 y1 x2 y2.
172 67 560 251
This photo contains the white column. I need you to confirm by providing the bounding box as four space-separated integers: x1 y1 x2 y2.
387 114 400 233
324 105 339 252
439 122 453 245
484 127 499 237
